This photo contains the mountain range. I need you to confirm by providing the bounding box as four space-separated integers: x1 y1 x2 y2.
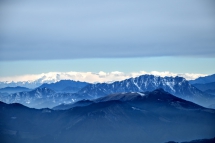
0 87 88 108
1 89 215 143
78 75 214 107
0 80 89 108
0 78 89 89
0 74 215 108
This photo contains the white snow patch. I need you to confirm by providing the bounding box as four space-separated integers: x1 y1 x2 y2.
165 81 175 92
133 80 140 90
137 92 145 96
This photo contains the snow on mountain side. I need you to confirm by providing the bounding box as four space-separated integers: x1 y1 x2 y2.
79 75 200 97
78 75 214 107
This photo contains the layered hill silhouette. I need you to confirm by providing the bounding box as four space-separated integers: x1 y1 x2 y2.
1 89 215 143
0 75 214 108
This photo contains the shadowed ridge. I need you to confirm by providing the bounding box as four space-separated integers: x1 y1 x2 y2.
53 88 206 111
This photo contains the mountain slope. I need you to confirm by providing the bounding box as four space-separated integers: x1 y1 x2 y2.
54 89 204 110
192 82 215 92
0 86 31 94
205 89 215 96
53 99 94 110
78 75 213 106
189 74 215 84
1 89 215 143
39 80 89 93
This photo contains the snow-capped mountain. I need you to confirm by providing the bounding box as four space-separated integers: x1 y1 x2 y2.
0 71 207 88
1 74 214 108
0 75 59 89
0 81 42 89
78 75 213 106
0 73 85 88
0 71 128 88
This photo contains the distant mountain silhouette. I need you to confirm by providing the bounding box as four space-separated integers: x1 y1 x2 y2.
192 82 215 92
39 80 89 93
0 86 31 94
189 74 215 84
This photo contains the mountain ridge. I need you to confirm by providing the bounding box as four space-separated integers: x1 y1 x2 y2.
0 86 31 94
1 75 214 108
53 89 204 110
78 75 213 106
189 74 215 84
39 80 89 93
192 82 215 92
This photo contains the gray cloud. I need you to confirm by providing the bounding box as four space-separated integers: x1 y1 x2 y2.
0 0 215 61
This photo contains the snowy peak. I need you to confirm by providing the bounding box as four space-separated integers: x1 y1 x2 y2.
78 75 200 98
77 74 214 107
131 75 186 93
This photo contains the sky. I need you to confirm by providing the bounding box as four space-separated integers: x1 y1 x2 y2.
0 0 215 82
